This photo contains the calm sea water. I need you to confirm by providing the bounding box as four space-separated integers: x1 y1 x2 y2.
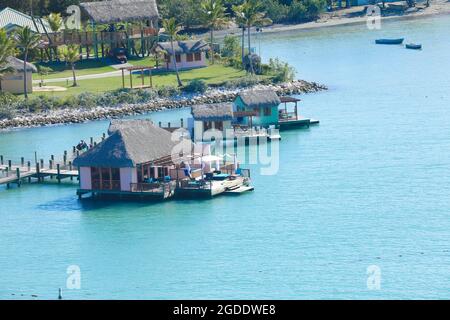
1 16 450 299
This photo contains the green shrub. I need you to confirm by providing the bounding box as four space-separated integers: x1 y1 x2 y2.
157 85 180 98
183 79 208 94
267 58 297 83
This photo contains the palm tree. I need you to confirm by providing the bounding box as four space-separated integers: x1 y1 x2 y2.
0 29 16 91
200 0 228 64
234 0 272 74
15 26 41 99
162 18 183 87
232 4 246 67
59 45 80 87
47 13 63 32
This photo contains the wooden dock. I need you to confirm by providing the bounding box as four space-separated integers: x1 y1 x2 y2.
0 133 107 189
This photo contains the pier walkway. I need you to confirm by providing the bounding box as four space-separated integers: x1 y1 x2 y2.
0 133 107 189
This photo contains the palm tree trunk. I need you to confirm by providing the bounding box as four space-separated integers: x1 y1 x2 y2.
241 27 245 67
247 24 254 75
170 38 183 87
210 28 214 64
72 63 77 87
23 51 28 99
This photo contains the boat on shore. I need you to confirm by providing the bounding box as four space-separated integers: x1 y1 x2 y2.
375 38 404 45
405 43 422 50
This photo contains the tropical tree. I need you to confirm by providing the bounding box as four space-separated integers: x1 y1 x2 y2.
200 0 228 64
15 26 41 99
59 45 80 87
47 13 63 32
232 4 247 67
233 0 272 74
0 29 17 91
162 17 183 87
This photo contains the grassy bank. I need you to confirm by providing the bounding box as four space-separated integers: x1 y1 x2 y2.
31 64 248 98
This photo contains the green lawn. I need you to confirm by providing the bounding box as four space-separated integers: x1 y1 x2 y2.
32 56 158 80
33 64 248 98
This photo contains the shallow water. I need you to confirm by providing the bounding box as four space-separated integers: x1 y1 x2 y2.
1 16 450 299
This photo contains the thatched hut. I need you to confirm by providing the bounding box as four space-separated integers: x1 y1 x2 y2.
73 120 185 199
190 103 234 141
0 57 37 94
80 0 159 26
155 39 210 70
234 89 282 127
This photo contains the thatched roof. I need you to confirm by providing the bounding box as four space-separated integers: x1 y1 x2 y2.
73 120 179 168
5 57 37 72
191 103 234 121
156 40 210 55
80 0 159 24
237 89 281 108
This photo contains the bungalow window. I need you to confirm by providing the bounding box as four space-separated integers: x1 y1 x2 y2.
264 107 272 116
176 54 181 63
194 52 202 61
91 167 120 190
186 53 194 62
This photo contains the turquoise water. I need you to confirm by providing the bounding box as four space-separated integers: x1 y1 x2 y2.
1 16 450 299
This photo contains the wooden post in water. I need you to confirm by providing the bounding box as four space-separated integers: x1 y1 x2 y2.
90 137 94 145
40 159 44 170
57 164 61 183
36 163 40 182
16 168 21 187
8 160 11 170
27 161 30 171
69 161 73 180
181 119 184 128
49 160 53 170
21 157 24 167
63 151 67 166
0 155 3 165
51 155 54 161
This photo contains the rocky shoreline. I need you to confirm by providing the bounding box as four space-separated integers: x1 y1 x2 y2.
0 80 327 131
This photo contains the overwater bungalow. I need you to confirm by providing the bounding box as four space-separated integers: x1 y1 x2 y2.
234 89 318 130
73 120 183 200
74 120 253 200
189 103 278 143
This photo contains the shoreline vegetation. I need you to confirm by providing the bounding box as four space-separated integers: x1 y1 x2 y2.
196 1 450 38
0 80 326 130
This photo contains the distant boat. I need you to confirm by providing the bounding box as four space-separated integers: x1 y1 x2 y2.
375 38 404 45
405 43 422 50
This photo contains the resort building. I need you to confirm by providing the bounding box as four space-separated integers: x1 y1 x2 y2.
73 120 185 199
234 89 316 130
155 40 210 70
0 7 51 34
190 103 234 142
0 57 37 94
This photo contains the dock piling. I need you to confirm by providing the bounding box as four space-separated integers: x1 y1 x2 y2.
27 161 31 172
0 155 3 165
8 160 11 170
57 164 61 183
16 168 21 187
36 163 40 182
49 160 53 170
40 159 44 170
21 157 24 167
181 118 184 128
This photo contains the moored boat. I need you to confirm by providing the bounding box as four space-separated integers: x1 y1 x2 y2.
405 43 422 50
375 38 404 45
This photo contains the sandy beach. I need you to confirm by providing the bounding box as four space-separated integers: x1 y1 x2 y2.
201 1 450 38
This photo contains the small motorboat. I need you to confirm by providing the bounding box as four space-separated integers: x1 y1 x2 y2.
375 38 404 45
405 43 422 50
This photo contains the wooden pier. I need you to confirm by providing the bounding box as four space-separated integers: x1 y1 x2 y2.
0 133 106 189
